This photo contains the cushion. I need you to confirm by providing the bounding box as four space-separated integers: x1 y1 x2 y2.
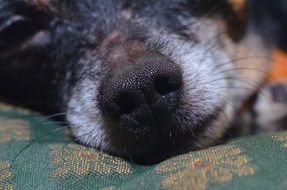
0 103 286 190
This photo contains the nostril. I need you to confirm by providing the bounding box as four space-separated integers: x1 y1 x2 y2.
115 93 137 115
154 76 182 95
100 53 183 121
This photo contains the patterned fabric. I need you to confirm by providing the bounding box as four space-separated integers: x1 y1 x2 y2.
0 103 286 190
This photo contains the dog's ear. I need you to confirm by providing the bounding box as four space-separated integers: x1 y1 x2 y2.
0 1 54 69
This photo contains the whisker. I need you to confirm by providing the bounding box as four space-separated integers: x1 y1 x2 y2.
213 67 270 77
206 75 270 98
193 141 203 149
52 126 70 133
41 121 69 126
45 112 67 120
210 76 264 90
214 86 261 93
214 56 270 71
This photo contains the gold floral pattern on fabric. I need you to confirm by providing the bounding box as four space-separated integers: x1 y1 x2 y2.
0 103 30 115
156 145 255 190
0 161 13 190
272 134 287 149
100 186 115 190
0 117 30 142
49 144 132 177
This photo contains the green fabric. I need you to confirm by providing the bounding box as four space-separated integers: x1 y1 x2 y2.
0 103 286 190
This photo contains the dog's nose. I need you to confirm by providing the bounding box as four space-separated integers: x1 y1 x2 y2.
100 53 183 127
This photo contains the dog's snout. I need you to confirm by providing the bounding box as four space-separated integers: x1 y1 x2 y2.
100 53 183 127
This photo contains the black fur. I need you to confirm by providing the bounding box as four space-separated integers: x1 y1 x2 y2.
0 0 284 110
0 0 286 163
248 0 287 51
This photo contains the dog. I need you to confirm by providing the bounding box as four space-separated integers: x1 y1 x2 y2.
0 0 286 164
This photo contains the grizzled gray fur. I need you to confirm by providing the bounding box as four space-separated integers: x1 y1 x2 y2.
0 0 286 163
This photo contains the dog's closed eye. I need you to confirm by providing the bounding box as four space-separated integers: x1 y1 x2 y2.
0 3 52 69
0 15 50 51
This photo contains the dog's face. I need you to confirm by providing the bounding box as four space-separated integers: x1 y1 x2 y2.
0 0 273 163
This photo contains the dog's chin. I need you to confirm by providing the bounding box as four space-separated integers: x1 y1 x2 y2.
103 109 222 165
